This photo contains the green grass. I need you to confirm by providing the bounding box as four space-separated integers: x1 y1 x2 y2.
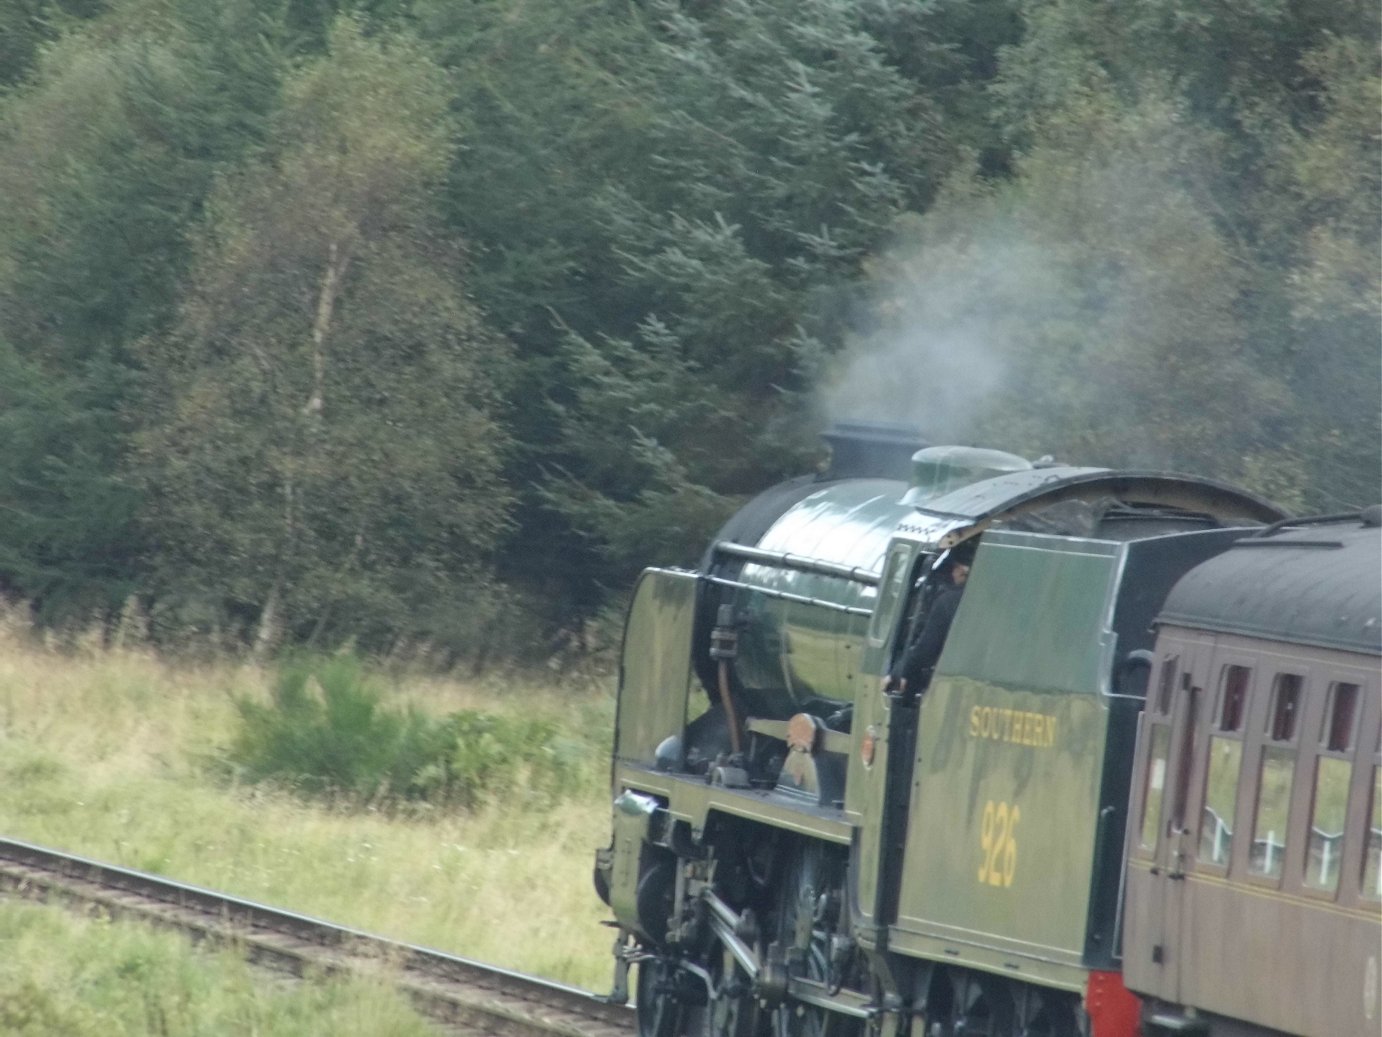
0 633 619 992
0 899 440 1036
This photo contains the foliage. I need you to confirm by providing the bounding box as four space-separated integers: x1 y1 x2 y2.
830 0 1379 511
0 0 110 89
447 709 590 806
1269 31 1382 509
0 343 141 619
227 656 595 806
0 0 1376 649
844 89 1285 479
134 20 514 651
229 655 455 800
422 0 1003 600
0 0 286 355
0 0 288 623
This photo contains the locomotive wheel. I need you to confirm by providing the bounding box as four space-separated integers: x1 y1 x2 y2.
1011 986 1077 1037
705 945 766 1037
946 971 1013 1037
772 846 862 1037
637 956 706 1037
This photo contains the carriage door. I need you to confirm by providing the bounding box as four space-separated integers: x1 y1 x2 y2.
1150 639 1208 1004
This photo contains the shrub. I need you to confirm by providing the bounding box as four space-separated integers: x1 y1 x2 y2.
447 711 590 806
226 656 600 807
229 656 452 802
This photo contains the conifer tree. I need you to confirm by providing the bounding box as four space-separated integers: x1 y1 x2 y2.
423 0 1012 603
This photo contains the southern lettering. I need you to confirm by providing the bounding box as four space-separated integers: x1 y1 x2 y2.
968 706 1057 748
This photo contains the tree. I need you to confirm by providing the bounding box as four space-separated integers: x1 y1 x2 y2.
830 0 1379 511
839 88 1288 485
136 20 514 652
1270 32 1382 509
0 0 287 621
420 0 1005 605
0 342 140 618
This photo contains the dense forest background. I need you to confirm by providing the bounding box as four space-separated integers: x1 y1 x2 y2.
0 0 1377 663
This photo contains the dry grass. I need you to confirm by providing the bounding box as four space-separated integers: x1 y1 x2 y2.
0 614 618 992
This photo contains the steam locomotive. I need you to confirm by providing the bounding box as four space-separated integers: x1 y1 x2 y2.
593 424 1382 1037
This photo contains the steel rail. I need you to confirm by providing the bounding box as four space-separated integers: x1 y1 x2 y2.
0 836 633 1037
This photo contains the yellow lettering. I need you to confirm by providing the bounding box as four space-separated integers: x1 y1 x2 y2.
966 707 1058 749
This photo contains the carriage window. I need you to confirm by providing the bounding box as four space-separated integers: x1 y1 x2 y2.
1304 683 1363 895
1201 738 1241 866
1219 665 1250 731
1266 673 1302 741
1248 673 1304 880
1140 725 1171 851
1154 657 1177 716
1199 665 1251 867
1323 682 1360 752
1304 757 1350 893
1250 748 1294 879
1363 766 1382 901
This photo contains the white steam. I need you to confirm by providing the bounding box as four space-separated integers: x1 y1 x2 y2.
819 217 1069 450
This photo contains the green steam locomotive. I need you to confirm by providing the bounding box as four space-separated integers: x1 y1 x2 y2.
592 424 1381 1037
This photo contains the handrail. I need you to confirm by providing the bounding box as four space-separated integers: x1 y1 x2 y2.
711 541 881 586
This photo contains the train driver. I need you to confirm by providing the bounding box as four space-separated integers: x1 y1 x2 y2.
887 554 971 696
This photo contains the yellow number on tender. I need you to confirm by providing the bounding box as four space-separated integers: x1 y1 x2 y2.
977 800 1020 887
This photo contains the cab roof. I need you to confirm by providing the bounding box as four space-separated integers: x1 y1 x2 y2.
896 467 1285 548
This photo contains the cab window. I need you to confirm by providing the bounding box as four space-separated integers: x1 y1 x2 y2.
868 544 915 646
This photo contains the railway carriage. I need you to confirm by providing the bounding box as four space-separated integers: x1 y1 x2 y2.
1124 513 1382 1036
593 426 1380 1037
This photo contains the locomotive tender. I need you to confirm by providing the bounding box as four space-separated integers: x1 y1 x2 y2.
593 426 1382 1037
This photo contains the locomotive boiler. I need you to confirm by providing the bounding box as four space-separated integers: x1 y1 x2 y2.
592 425 1380 1037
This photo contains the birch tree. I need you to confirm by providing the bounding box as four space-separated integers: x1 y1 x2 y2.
137 20 514 651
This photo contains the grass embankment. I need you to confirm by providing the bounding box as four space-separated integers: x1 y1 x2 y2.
0 634 618 994
0 899 438 1036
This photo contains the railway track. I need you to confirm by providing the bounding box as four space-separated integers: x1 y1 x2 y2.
0 837 635 1037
